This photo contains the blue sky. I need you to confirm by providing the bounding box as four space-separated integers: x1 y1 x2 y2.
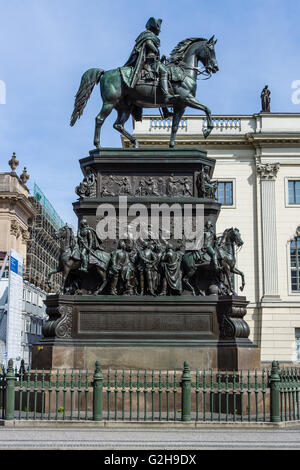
1 0 300 226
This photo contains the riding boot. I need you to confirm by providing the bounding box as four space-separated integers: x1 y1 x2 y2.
79 258 88 272
160 74 174 103
161 107 173 119
110 276 119 295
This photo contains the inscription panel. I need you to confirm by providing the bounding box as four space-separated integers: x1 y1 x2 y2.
78 311 213 334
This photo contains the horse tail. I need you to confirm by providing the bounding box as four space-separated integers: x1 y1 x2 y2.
70 68 105 126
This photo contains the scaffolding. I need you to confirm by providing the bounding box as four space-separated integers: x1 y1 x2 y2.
25 185 64 292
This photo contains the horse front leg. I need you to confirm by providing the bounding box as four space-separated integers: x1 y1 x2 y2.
182 268 197 296
231 267 245 292
184 95 213 139
56 266 71 295
169 106 186 148
47 267 61 290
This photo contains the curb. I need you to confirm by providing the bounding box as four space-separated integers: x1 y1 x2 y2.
1 419 299 429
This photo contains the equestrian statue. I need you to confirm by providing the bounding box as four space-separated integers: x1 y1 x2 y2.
47 221 111 295
70 17 219 149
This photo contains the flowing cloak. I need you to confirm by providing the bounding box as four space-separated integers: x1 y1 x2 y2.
121 30 160 88
162 251 182 292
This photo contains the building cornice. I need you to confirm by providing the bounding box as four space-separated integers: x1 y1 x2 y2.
0 192 37 218
128 112 300 150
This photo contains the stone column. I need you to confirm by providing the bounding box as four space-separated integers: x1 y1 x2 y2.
257 162 280 301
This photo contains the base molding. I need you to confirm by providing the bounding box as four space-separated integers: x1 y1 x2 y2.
32 341 260 371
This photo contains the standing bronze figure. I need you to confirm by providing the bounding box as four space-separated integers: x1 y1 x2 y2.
261 85 271 112
70 17 218 149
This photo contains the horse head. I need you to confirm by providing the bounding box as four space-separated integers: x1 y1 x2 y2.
229 227 244 249
56 224 76 252
197 35 219 75
168 36 219 76
218 227 244 252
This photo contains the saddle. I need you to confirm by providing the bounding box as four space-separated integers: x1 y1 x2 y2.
120 64 185 89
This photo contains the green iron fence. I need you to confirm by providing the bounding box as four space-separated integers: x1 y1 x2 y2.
0 359 299 423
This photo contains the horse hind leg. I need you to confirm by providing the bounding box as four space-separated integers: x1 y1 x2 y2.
94 268 108 295
182 269 197 296
169 106 185 148
113 107 139 148
94 102 114 148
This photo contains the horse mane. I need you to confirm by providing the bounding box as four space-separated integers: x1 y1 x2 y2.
168 37 207 64
218 228 230 248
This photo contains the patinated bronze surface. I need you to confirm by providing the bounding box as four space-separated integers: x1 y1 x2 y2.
48 148 245 299
33 20 261 371
70 18 219 149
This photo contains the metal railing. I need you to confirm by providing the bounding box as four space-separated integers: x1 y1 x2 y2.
0 359 299 423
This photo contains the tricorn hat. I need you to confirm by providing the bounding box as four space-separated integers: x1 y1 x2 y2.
146 17 162 32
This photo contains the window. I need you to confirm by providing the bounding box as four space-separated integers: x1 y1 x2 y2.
25 321 30 333
288 180 300 205
26 289 31 303
290 236 300 291
216 181 233 206
32 293 37 305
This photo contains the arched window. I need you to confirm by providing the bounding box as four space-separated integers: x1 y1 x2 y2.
290 236 300 291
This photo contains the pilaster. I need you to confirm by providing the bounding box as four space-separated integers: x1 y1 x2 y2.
256 162 281 301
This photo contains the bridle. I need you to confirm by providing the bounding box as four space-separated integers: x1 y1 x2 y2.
177 62 212 80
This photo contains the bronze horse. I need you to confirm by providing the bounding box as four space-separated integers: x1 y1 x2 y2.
70 36 218 149
47 225 111 294
181 227 245 296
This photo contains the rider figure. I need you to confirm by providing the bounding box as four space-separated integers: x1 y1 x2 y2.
77 219 103 272
200 220 221 272
124 17 174 106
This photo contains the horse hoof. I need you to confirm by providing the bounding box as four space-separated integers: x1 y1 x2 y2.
203 128 212 139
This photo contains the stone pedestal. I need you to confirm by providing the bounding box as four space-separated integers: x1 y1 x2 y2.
33 147 261 371
32 294 260 371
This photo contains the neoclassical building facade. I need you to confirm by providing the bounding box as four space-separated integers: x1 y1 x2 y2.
0 153 35 265
126 112 300 363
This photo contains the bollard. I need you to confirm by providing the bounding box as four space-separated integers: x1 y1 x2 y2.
181 361 191 422
5 359 15 420
93 361 103 421
269 360 281 423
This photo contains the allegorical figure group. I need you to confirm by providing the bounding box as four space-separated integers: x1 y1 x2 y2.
107 237 184 296
48 216 245 298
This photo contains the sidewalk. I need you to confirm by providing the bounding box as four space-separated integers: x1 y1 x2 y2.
0 426 300 450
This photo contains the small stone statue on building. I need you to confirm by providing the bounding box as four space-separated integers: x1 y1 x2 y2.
261 85 271 112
